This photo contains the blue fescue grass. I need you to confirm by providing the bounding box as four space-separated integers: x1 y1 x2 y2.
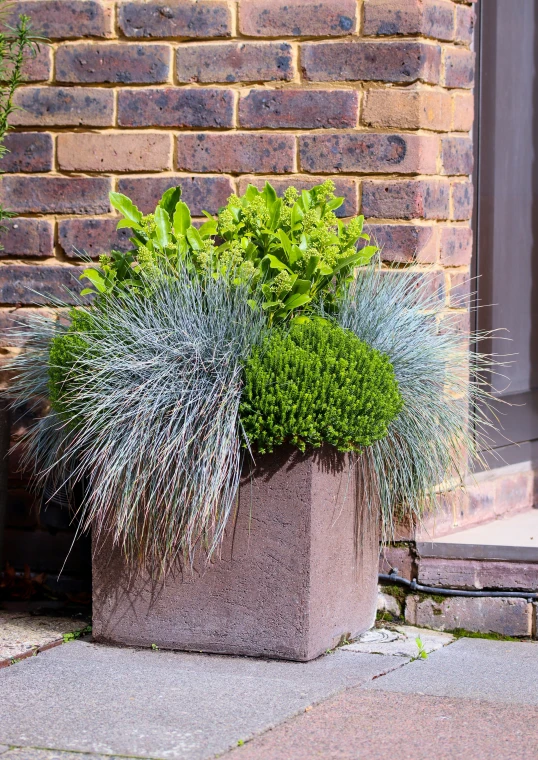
7 268 267 571
335 266 504 540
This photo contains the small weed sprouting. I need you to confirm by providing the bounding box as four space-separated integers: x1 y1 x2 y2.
62 625 92 643
151 643 159 651
412 636 428 662
237 740 245 747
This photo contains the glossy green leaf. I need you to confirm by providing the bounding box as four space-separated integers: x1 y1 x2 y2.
154 205 171 249
159 186 182 218
109 192 142 225
173 201 191 237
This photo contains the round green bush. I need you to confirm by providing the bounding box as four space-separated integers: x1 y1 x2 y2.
48 309 93 421
240 319 403 454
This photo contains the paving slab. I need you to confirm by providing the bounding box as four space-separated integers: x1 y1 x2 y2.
225 688 538 760
343 625 453 657
0 611 89 666
366 637 538 704
0 640 407 760
0 751 125 760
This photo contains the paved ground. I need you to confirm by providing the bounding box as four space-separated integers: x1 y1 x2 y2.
432 507 538 547
0 632 537 759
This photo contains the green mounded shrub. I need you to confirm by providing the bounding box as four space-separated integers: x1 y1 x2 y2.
48 309 93 421
240 320 403 454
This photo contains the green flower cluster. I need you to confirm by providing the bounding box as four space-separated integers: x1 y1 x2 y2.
239 320 403 454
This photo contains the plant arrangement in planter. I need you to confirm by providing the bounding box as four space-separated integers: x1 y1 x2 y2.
6 180 497 659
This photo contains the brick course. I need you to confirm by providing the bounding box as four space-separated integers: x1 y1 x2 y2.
0 0 474 286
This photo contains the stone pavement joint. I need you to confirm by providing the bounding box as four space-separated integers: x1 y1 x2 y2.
343 625 454 657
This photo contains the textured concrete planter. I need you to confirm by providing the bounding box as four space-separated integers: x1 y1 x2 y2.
92 446 379 661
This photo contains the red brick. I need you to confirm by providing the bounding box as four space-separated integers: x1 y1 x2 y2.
444 47 475 88
452 91 474 131
58 219 134 259
239 89 358 129
117 88 234 128
176 133 295 174
302 41 441 84
239 0 356 37
362 88 452 130
442 135 473 175
118 1 231 39
363 0 455 41
6 1 113 39
0 308 54 348
238 176 358 217
440 226 473 265
379 546 416 581
448 271 471 307
57 133 172 172
406 595 531 637
117 175 234 215
364 223 438 263
299 133 439 174
56 43 171 84
10 87 114 127
0 46 52 83
0 219 54 258
451 179 473 220
362 179 450 220
176 42 294 83
1 133 53 173
0 265 86 305
437 310 470 336
0 176 111 214
418 557 538 591
455 3 475 44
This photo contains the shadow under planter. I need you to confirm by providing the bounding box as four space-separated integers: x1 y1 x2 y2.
92 446 379 661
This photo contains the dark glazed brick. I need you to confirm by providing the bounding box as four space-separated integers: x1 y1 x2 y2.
6 1 113 39
455 4 475 44
59 219 134 259
176 133 295 173
239 89 358 129
10 87 114 127
56 43 171 84
440 226 473 265
119 1 231 39
361 179 450 220
299 133 438 174
238 176 358 217
363 0 455 41
444 47 475 88
0 219 54 258
448 272 471 308
451 179 473 220
0 176 111 214
1 133 53 173
301 41 441 84
176 42 294 83
0 46 52 83
239 0 356 37
442 136 473 175
0 265 87 305
117 175 234 215
118 88 234 128
365 224 438 264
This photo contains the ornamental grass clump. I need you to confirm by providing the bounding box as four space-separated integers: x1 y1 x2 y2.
240 320 402 454
5 179 500 570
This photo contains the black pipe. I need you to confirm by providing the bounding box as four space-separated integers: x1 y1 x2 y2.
379 570 538 603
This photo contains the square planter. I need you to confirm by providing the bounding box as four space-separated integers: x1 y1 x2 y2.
92 445 379 661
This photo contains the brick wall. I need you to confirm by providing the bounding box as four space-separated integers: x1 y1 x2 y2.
0 0 476 572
